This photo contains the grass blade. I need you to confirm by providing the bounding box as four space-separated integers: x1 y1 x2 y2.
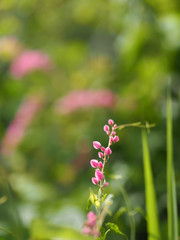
167 89 178 240
142 130 161 240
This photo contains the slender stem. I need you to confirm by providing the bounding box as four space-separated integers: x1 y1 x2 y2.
118 184 136 240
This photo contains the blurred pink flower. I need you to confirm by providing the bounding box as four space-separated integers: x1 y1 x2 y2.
1 95 44 155
10 50 52 79
82 211 99 237
54 90 116 114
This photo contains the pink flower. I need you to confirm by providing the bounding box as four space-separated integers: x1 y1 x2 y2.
101 146 105 152
98 152 104 159
112 131 116 136
98 161 103 169
104 182 109 187
1 95 44 155
108 119 114 126
92 177 99 185
87 211 97 227
93 141 101 149
113 124 117 129
105 130 110 135
82 226 91 235
82 211 99 237
10 50 52 79
104 125 110 132
104 147 112 155
110 136 114 143
95 169 104 181
90 159 99 168
113 136 119 143
54 90 116 114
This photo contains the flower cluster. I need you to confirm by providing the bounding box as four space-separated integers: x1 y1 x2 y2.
83 119 119 237
54 90 116 115
90 119 119 187
10 50 52 79
82 211 99 237
1 95 44 155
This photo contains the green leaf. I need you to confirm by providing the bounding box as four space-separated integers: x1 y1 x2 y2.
89 188 100 209
106 222 127 239
114 206 128 220
134 207 147 221
102 193 107 203
98 227 110 240
86 197 92 211
142 130 161 240
167 88 178 240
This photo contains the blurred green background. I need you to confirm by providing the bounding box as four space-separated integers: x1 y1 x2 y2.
0 0 180 239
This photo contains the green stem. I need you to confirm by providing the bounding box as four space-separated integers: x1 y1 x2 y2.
0 226 20 240
118 184 136 240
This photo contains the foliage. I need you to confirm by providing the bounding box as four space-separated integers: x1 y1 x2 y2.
0 0 179 239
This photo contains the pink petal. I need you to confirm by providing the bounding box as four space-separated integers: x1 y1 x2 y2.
95 169 104 181
104 147 112 155
98 152 104 159
92 177 99 185
113 136 119 142
104 182 109 187
93 141 101 149
108 119 114 126
90 159 99 168
98 161 103 169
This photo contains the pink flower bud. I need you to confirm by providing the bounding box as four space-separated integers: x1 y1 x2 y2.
104 124 110 132
104 182 109 187
113 124 117 129
98 152 104 159
105 130 110 135
101 146 105 151
108 119 114 126
113 136 119 142
104 147 112 155
112 131 116 136
110 136 114 143
90 159 99 168
92 177 99 185
93 141 101 149
98 161 103 169
95 169 104 181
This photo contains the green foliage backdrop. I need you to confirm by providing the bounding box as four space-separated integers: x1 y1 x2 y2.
0 0 179 239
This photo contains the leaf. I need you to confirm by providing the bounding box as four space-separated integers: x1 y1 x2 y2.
86 197 92 211
98 227 110 240
134 207 147 220
114 206 128 220
89 188 100 209
142 130 161 240
167 87 178 240
102 194 107 203
106 222 127 239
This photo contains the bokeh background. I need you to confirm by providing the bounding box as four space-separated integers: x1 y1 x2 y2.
0 0 180 239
